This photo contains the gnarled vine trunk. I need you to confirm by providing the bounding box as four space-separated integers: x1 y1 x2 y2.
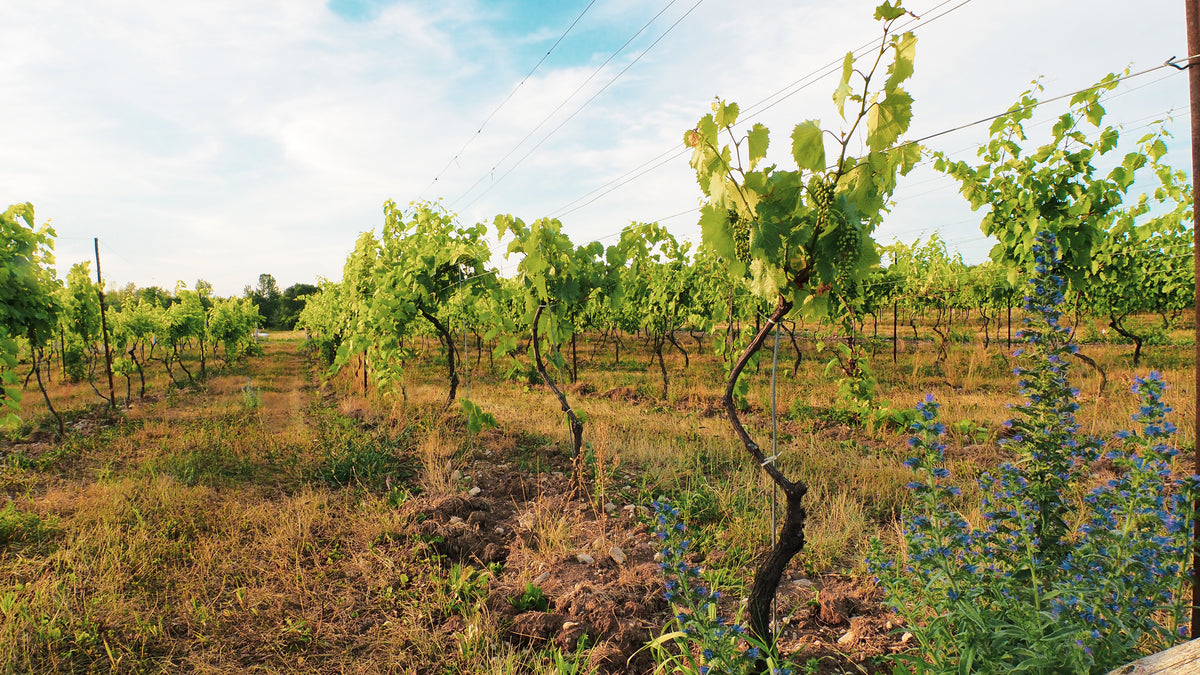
531 305 584 480
30 344 64 437
419 307 459 405
1109 314 1144 367
721 294 806 648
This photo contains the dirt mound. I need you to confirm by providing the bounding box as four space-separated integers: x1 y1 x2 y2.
677 393 724 417
565 381 595 396
599 386 642 402
411 494 511 565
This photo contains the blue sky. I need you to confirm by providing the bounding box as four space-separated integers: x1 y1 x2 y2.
1 0 1191 295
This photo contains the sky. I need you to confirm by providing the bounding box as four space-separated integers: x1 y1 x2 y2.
2 0 1192 297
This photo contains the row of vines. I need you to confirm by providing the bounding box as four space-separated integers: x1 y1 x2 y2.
0 204 263 435
3 1 1195 671
293 3 1195 670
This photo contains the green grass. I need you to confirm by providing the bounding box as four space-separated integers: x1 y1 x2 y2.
0 321 1192 673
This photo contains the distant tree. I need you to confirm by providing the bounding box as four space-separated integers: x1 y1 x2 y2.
138 286 173 308
107 282 139 312
195 279 215 310
257 274 280 299
278 283 319 330
245 273 283 328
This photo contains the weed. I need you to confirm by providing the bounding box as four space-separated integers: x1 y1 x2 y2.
508 582 550 613
309 414 415 493
240 377 262 409
0 502 57 548
869 234 1197 672
442 562 494 608
646 499 797 674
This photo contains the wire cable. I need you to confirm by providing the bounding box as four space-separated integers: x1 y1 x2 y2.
449 0 686 209
548 0 977 218
455 0 708 211
418 0 600 201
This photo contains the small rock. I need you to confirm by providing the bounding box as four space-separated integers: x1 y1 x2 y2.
450 470 462 481
533 572 551 585
603 502 617 514
795 579 814 588
608 546 626 564
494 526 505 535
837 631 856 646
468 486 482 497
885 620 893 630
901 632 913 644
576 553 595 565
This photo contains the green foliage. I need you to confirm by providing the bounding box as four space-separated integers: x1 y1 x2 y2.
617 222 695 397
208 297 261 363
508 583 550 613
869 235 1196 673
1086 129 1194 365
494 214 622 465
460 397 497 434
681 3 921 645
297 279 344 365
686 9 918 314
935 73 1128 288
0 202 61 429
63 262 101 345
0 502 58 548
884 235 967 362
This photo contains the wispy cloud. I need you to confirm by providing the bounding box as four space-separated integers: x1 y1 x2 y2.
1 0 1186 294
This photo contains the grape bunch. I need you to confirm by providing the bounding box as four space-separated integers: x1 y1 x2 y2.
832 220 862 298
729 209 751 265
811 180 835 235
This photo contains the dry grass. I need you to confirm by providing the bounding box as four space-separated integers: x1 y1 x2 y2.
0 314 1193 672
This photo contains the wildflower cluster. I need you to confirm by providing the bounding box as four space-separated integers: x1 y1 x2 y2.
868 232 1197 673
1002 234 1102 555
648 499 792 675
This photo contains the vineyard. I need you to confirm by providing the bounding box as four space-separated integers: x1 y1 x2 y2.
2 2 1199 674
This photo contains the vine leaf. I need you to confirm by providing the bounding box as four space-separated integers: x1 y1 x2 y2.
834 51 854 118
867 90 913 151
886 32 917 91
748 123 770 170
791 120 826 173
874 1 906 20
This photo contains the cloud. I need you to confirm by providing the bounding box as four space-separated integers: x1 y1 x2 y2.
1 0 1187 296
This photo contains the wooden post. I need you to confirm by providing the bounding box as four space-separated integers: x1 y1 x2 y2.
1184 0 1200 639
1006 297 1012 350
892 299 898 363
1107 638 1200 674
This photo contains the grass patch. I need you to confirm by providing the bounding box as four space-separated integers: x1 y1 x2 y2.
0 502 57 548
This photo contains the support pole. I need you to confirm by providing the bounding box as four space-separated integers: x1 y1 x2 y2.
94 238 116 408
1184 0 1200 639
893 299 899 363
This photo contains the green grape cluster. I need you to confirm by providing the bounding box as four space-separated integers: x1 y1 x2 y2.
811 181 835 234
729 209 751 265
834 221 861 280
